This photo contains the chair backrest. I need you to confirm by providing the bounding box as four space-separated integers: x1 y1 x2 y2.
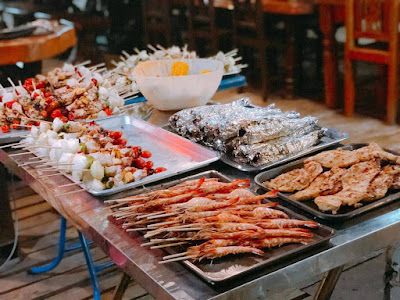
142 0 171 46
186 0 216 30
346 0 398 43
232 0 264 38
142 0 171 24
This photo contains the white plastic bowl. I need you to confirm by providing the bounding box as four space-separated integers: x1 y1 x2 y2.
134 58 224 111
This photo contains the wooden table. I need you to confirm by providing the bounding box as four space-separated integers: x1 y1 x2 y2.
2 105 400 299
316 0 344 108
0 19 77 85
0 20 76 65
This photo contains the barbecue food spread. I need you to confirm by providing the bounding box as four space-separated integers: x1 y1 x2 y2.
106 177 318 262
169 98 324 166
264 143 400 213
20 118 166 191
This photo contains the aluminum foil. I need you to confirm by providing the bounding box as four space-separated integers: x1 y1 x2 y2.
169 99 323 166
233 129 324 166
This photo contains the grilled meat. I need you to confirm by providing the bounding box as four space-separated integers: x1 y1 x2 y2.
292 167 347 201
265 161 323 192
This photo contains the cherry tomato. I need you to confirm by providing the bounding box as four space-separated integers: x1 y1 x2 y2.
91 78 98 85
66 85 70 89
44 91 52 97
0 95 3 102
68 113 74 120
1 124 9 133
40 88 45 93
36 81 45 89
45 96 53 104
10 120 20 129
141 150 152 159
27 124 33 131
154 167 167 173
131 146 141 158
40 111 48 118
104 107 112 116
49 101 59 110
145 161 154 169
24 78 34 86
35 122 40 126
51 109 62 119
60 116 68 123
33 92 40 99
6 101 15 109
109 131 122 139
135 157 147 169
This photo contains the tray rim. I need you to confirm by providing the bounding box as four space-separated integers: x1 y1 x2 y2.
163 123 349 173
87 116 220 196
116 170 335 284
0 102 154 145
254 143 400 221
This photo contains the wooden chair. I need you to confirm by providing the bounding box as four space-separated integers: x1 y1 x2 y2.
186 0 232 56
344 0 400 124
232 0 269 100
142 0 172 47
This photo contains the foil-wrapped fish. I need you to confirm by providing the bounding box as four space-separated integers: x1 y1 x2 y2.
169 98 324 166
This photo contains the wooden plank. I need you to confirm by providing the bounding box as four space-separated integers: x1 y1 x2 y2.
0 247 107 294
18 211 59 231
101 280 149 300
19 215 69 238
0 241 104 277
19 227 78 254
15 202 52 221
0 257 114 300
13 194 45 210
45 270 124 300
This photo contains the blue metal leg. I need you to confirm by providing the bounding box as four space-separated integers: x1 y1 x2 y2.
78 231 102 300
27 217 67 274
28 216 114 300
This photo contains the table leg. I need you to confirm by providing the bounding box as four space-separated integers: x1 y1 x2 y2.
0 164 16 258
113 272 132 300
313 265 344 300
319 4 338 108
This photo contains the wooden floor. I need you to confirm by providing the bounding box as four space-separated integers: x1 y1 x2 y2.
1 86 400 299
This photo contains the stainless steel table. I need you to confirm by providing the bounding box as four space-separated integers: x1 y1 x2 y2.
1 107 400 299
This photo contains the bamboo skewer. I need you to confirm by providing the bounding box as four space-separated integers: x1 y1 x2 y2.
159 255 197 264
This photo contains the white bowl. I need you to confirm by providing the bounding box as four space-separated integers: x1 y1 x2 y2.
134 58 224 111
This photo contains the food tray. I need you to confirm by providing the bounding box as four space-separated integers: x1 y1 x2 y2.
116 170 335 284
0 102 154 145
81 116 219 196
163 124 349 172
254 144 400 221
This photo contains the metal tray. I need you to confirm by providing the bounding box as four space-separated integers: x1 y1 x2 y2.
0 102 154 145
116 170 335 284
80 116 219 196
163 124 349 172
254 144 400 221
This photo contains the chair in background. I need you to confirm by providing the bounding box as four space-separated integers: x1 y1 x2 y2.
232 0 270 100
186 0 232 56
344 0 400 124
142 0 172 47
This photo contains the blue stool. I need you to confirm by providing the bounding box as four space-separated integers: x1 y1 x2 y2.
28 216 114 300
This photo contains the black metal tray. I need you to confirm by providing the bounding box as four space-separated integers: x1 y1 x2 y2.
254 144 400 221
116 170 335 284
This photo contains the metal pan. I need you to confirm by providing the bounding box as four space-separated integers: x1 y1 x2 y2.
254 144 400 221
0 102 154 145
116 170 335 284
84 116 219 196
163 124 349 172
